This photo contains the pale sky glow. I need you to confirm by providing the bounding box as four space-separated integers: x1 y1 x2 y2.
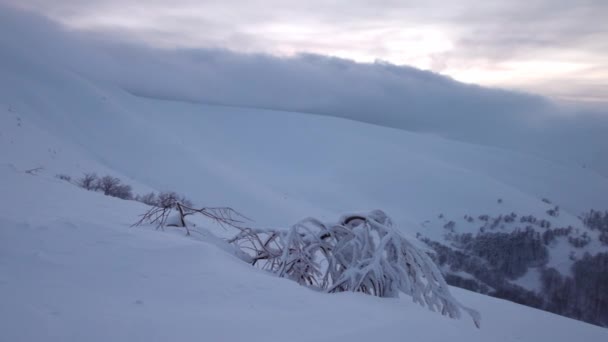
5 0 608 102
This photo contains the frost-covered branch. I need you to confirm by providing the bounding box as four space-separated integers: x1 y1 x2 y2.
229 209 481 327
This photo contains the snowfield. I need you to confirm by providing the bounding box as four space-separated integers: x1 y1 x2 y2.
2 170 607 342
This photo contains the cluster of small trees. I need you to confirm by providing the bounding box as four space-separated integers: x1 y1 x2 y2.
422 206 608 327
568 233 591 248
468 228 548 278
582 209 608 232
437 227 548 280
77 173 133 200
421 235 544 308
473 212 551 233
582 210 608 246
519 214 551 228
541 253 608 326
58 173 193 208
541 226 573 245
424 231 608 326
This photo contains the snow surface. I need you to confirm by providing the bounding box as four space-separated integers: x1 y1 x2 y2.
511 268 543 293
1 170 607 342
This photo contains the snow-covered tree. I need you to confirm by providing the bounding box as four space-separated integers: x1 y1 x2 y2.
229 209 481 327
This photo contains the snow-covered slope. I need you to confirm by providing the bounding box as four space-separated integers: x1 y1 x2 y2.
2 44 607 270
2 169 607 342
3 64 608 227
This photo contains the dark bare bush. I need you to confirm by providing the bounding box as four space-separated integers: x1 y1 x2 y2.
443 220 456 231
157 191 193 208
78 173 98 190
113 184 133 200
133 202 248 236
96 176 121 195
56 174 71 182
89 175 134 200
24 167 44 175
137 192 158 206
74 172 191 205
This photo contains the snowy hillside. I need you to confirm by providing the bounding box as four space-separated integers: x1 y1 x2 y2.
2 169 608 342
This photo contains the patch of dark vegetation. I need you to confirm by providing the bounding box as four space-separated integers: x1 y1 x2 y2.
541 253 608 327
422 209 608 327
568 233 591 248
583 209 608 233
55 173 71 182
541 226 573 245
547 205 560 217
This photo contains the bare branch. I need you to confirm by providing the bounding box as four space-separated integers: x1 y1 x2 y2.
132 202 251 234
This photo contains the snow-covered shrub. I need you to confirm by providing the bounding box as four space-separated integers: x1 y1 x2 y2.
229 210 480 327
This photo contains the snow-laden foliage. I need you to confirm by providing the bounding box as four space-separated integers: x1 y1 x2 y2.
228 210 480 327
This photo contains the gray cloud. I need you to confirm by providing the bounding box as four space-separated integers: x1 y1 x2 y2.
5 0 606 102
8 1 607 53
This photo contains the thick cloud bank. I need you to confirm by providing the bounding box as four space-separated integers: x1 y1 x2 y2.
2 6 607 175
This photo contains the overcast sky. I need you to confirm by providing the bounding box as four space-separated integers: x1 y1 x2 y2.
4 0 608 103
